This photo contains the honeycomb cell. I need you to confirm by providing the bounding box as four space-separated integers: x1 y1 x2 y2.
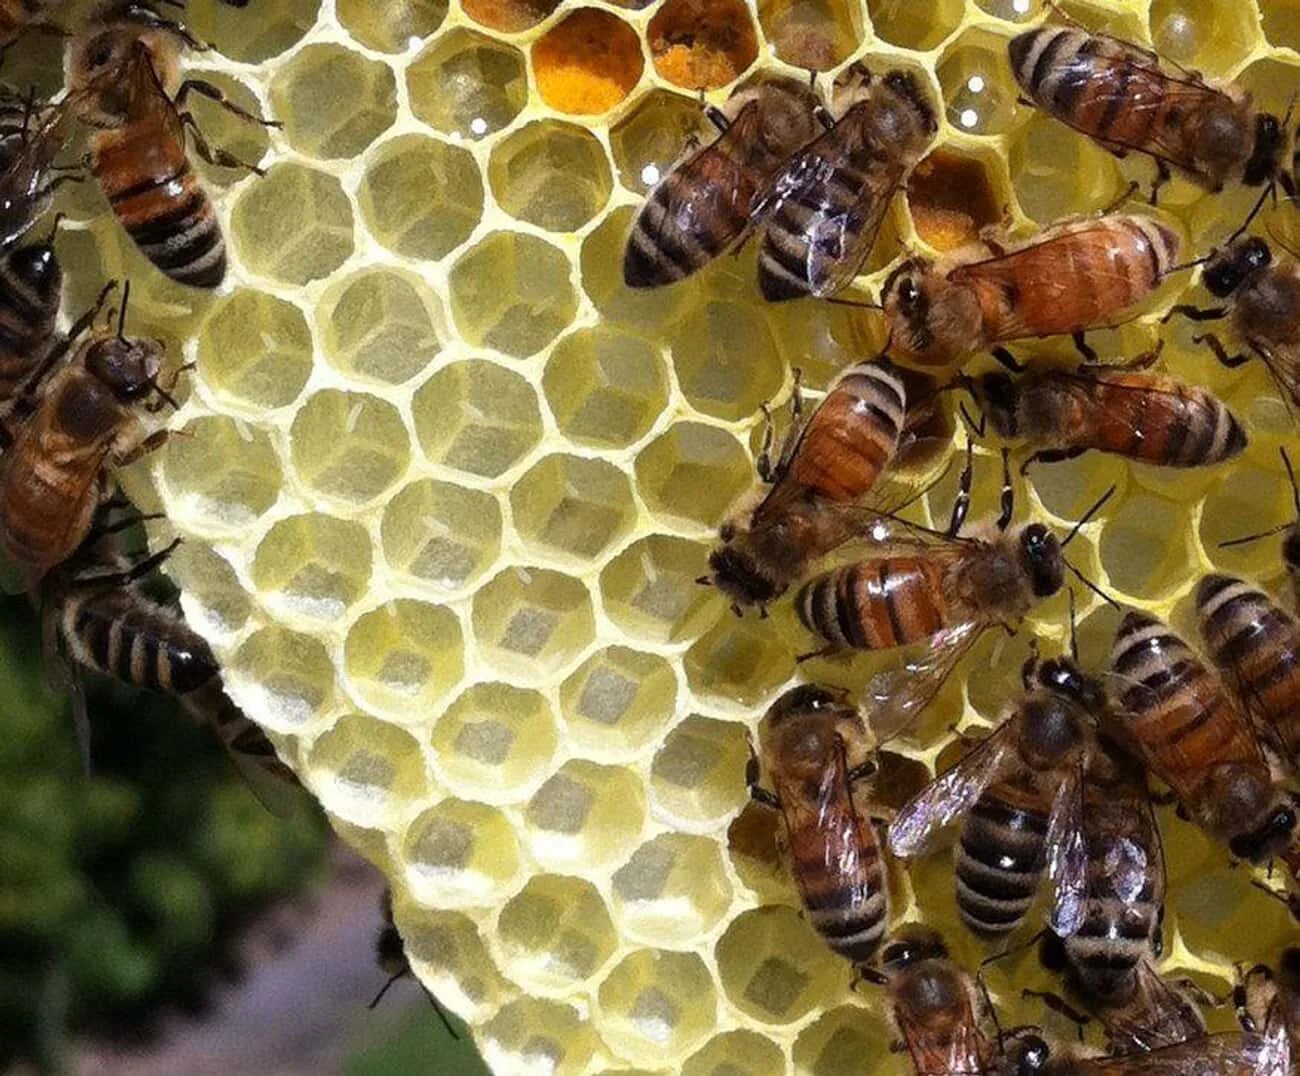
464 0 560 33
270 44 397 160
533 9 645 115
472 567 595 682
511 455 637 564
938 28 1023 137
600 535 724 644
683 1030 785 1076
757 0 864 70
398 906 510 1023
1098 492 1200 603
596 950 716 1066
1260 0 1300 50
726 801 787 904
610 91 709 196
1150 0 1260 75
449 232 578 359
715 906 845 1024
480 998 597 1076
635 424 752 530
251 514 373 623
685 615 796 708
231 163 354 285
559 647 678 758
289 390 410 507
160 416 281 530
381 479 502 596
307 714 429 828
404 799 521 907
648 0 759 91
671 301 783 422
650 716 749 826
973 0 1041 20
408 30 528 139
184 0 318 64
610 834 732 945
318 268 443 387
337 0 446 52
543 326 670 449
1009 114 1126 225
227 627 337 734
490 121 613 232
343 600 464 719
431 682 559 802
168 542 251 637
413 360 543 480
907 149 1004 252
184 72 273 189
792 1004 898 1076
524 760 646 871
197 289 313 411
496 874 617 991
1199 457 1295 581
580 206 695 332
866 0 963 50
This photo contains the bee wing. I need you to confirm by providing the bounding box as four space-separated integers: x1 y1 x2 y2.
895 999 990 1076
1069 1026 1291 1076
1250 341 1300 414
1045 758 1089 937
865 619 986 746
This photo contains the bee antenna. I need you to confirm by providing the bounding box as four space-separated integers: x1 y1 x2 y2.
1220 448 1300 548
368 971 404 1010
695 575 713 587
1064 559 1118 610
1060 485 1116 549
116 280 131 340
43 211 64 245
1163 254 1211 276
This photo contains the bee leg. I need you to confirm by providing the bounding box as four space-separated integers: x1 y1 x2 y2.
1148 160 1172 206
1020 447 1085 474
1192 332 1250 368
175 80 281 129
114 429 175 468
846 759 878 784
1081 342 1163 374
178 113 269 177
1071 331 1098 364
990 347 1025 373
755 404 776 482
1021 989 1090 1042
1169 976 1223 1008
795 645 834 663
996 446 1013 531
946 441 974 537
814 104 835 131
72 538 182 591
84 510 167 544
1161 303 1227 325
748 785 780 810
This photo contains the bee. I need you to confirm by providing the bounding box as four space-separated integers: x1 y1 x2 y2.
754 65 937 301
622 77 821 289
0 90 81 251
1002 1022 1291 1075
882 213 1180 369
1108 611 1300 868
370 887 458 1038
66 1 277 289
0 217 63 406
748 684 889 964
1236 949 1300 1058
1219 448 1300 609
889 648 1101 939
1010 24 1291 205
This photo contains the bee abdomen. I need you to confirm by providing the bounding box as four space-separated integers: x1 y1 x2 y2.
797 557 947 650
954 797 1046 935
623 175 740 288
808 889 889 962
757 167 869 300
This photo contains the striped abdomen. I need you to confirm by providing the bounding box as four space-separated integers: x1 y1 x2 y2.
797 556 949 650
0 238 60 402
1197 574 1300 758
955 782 1048 936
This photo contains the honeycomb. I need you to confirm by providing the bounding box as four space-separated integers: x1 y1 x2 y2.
47 0 1299 1070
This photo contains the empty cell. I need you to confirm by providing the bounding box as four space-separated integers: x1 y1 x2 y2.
161 416 281 530
463 0 560 32
671 300 783 421
533 9 645 115
635 423 752 530
683 1030 786 1076
480 998 597 1076
973 0 1041 20
610 90 710 196
866 0 963 50
166 542 250 637
182 0 318 63
1200 458 1295 583
596 950 716 1065
307 714 428 828
270 44 397 159
496 874 617 990
337 0 446 51
1150 0 1260 75
197 289 313 410
600 535 725 644
289 390 410 506
937 28 1023 137
524 760 646 870
228 627 337 734
757 0 864 70
559 646 677 756
1009 114 1126 225
490 121 613 233
650 715 749 825
610 834 732 945
511 455 637 564
403 799 521 907
792 1004 896 1076
1098 493 1199 603
648 0 759 91
183 72 273 188
432 682 559 802
906 149 1004 252
408 30 527 139
580 206 696 334
396 906 510 1024
1028 453 1129 527
1260 0 1300 51
231 163 354 285
471 567 595 683
413 360 543 479
715 906 845 1023
543 326 669 449
318 268 443 386
343 600 464 718
381 479 502 595
685 614 796 707
252 514 373 623
449 232 578 359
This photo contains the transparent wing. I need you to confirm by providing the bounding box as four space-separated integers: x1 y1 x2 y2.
1075 1027 1290 1075
1046 759 1089 937
864 620 985 746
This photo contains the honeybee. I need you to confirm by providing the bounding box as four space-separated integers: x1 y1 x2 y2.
1010 24 1291 204
0 90 80 250
370 888 458 1037
623 77 821 289
889 649 1102 939
754 65 937 301
882 214 1180 369
0 218 63 405
749 684 889 964
1220 448 1300 609
1109 611 1300 868
1237 949 1300 1059
1003 1022 1290 1075
66 1 277 289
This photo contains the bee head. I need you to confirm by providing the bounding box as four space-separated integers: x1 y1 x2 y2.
84 334 163 401
1018 523 1064 598
1035 655 1105 714
879 927 947 971
1230 800 1299 862
1204 236 1273 297
1002 1033 1053 1076
1214 766 1298 860
1244 112 1284 187
707 542 784 611
971 372 1018 437
878 69 939 140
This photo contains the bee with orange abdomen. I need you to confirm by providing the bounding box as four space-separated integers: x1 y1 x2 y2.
623 78 821 289
749 684 890 965
882 213 1180 368
755 65 937 301
1010 25 1291 204
66 1 277 289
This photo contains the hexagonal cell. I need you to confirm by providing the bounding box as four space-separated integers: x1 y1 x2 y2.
973 0 1042 20
408 29 527 139
432 682 560 802
683 1030 786 1076
480 998 597 1076
635 423 752 530
524 760 646 870
227 627 337 734
757 0 864 70
403 798 521 907
496 874 617 991
1150 0 1259 76
161 415 281 530
398 906 510 1024
1009 113 1127 226
907 149 1003 252
1260 0 1300 51
289 389 411 507
183 0 318 64
270 44 397 160
580 206 695 332
490 121 613 233
184 72 273 188
671 301 783 422
533 9 645 115
448 232 578 359
596 950 716 1066
251 514 373 623
381 479 502 596
231 163 354 286
610 834 732 945
601 535 727 644
318 268 442 386
511 455 637 564
648 0 759 91
650 716 749 825
715 905 846 1024
337 0 446 51
938 28 1023 137
344 600 464 718
307 714 429 829
543 326 670 449
559 646 678 757
792 1003 896 1076
197 289 313 410
169 542 251 637
413 360 543 479
1201 458 1296 581
358 135 484 262
610 90 709 198
685 614 796 708
1098 493 1199 604
867 0 963 50
464 0 560 32
471 567 595 682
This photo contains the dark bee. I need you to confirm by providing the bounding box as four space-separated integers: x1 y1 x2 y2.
370 887 457 1037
